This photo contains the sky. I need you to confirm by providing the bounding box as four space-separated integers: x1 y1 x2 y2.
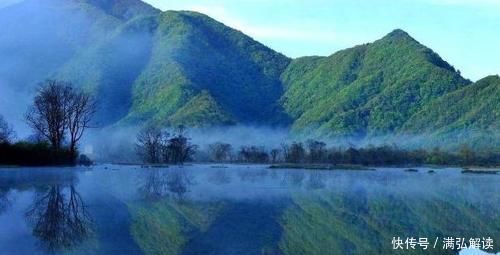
143 0 500 81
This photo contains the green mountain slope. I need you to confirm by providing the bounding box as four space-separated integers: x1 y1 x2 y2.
168 90 235 128
281 29 471 137
77 0 159 20
404 75 499 132
124 11 291 127
56 10 291 127
401 75 500 150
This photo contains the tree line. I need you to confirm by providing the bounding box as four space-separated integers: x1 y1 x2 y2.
0 80 96 166
204 140 499 167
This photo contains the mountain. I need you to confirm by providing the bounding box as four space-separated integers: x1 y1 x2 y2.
280 29 471 137
123 11 291 127
0 0 158 92
401 75 500 150
404 75 499 132
0 0 498 148
57 10 291 126
56 13 159 124
76 0 159 20
0 0 156 129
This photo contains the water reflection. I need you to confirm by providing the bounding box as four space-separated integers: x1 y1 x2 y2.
0 166 498 255
138 170 169 201
0 188 10 214
208 169 231 185
25 184 93 252
306 172 326 190
138 169 194 201
280 171 305 188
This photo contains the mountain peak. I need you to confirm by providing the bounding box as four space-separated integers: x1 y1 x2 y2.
75 0 160 20
477 74 500 83
383 29 414 40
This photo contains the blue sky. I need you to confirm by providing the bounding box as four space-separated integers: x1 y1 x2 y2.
144 0 500 81
1 0 498 80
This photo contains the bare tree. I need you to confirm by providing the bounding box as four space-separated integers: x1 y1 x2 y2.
208 142 232 162
307 139 327 163
270 148 281 163
164 126 197 165
0 114 15 144
283 142 305 163
238 146 268 163
26 80 73 151
135 126 166 164
67 90 97 158
25 80 96 158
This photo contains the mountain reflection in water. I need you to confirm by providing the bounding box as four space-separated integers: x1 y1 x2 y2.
0 165 498 255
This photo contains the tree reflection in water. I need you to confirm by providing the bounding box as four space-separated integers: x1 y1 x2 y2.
138 169 194 201
25 184 92 252
207 169 231 185
281 171 305 188
306 172 326 190
0 189 10 214
138 170 169 201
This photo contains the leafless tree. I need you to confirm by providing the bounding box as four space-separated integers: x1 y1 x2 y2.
26 80 73 151
208 142 232 162
67 90 97 158
136 125 197 165
282 142 305 163
307 139 327 163
25 80 96 156
270 148 281 163
238 146 268 163
164 126 197 165
165 134 197 164
135 126 167 164
0 114 15 144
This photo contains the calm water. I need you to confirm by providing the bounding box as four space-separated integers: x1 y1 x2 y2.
0 165 498 255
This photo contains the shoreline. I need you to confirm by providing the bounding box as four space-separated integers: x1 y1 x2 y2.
1 163 499 174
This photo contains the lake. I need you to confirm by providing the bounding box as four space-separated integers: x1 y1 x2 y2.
0 165 498 255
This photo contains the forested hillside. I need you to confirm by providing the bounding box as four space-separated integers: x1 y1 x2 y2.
280 29 471 137
0 0 498 149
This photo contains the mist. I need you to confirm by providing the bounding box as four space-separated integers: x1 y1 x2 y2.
0 0 97 136
0 0 154 137
78 123 498 164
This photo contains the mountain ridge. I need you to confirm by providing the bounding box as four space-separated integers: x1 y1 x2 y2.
0 0 497 148
280 28 471 137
